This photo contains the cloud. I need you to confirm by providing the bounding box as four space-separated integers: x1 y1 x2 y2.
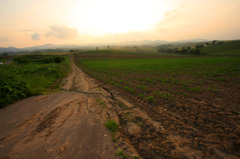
95 31 154 43
0 36 9 42
31 33 41 40
164 9 178 17
18 29 35 32
46 25 78 39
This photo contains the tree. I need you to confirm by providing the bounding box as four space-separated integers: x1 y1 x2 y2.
195 44 204 48
189 49 201 55
212 40 217 45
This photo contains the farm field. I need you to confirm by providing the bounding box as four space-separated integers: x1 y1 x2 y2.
75 52 240 158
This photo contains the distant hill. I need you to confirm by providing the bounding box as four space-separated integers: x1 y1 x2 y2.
175 39 209 43
201 40 240 56
0 47 20 53
0 44 83 54
120 40 168 46
2 39 239 56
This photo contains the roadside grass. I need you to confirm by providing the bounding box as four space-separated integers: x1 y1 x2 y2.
105 119 118 132
0 55 71 108
105 119 118 141
116 149 127 159
0 55 16 63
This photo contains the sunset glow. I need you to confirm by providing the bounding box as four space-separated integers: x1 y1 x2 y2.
0 0 239 47
69 0 164 34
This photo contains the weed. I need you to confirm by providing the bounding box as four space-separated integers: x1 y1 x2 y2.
109 81 115 85
105 119 118 141
124 86 135 93
138 93 145 99
116 150 127 159
191 86 202 93
119 79 124 83
182 92 188 97
146 96 154 103
105 119 118 132
136 85 146 90
146 78 153 83
96 97 107 108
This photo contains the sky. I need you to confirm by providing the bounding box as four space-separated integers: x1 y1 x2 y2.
0 0 240 48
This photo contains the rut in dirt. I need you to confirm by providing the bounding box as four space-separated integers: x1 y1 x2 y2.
0 63 125 159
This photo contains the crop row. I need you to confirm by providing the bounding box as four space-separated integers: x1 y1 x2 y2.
75 56 239 107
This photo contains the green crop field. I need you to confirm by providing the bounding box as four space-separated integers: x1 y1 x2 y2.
74 52 240 157
75 53 240 111
0 55 71 108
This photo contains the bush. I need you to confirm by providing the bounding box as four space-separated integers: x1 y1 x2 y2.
0 73 31 108
0 55 70 108
54 56 65 63
189 49 201 55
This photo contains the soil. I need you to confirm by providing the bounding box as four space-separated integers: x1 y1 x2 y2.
1 59 240 159
0 63 124 159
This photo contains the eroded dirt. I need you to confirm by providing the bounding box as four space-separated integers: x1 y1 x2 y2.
0 63 126 159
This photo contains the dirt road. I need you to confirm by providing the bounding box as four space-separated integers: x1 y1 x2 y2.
0 63 125 159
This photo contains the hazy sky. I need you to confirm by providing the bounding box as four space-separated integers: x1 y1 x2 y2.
0 0 240 48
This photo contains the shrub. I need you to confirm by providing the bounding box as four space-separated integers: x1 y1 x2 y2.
0 73 31 108
0 55 70 108
54 56 65 63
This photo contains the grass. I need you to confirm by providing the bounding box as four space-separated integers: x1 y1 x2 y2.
96 97 107 108
0 55 16 63
105 119 118 132
146 96 154 103
116 150 127 159
0 55 71 108
201 40 240 56
105 119 118 141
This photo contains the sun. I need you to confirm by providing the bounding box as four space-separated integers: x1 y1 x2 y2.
69 0 164 35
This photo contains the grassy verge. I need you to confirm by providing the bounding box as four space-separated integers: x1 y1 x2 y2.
105 119 118 141
0 55 71 108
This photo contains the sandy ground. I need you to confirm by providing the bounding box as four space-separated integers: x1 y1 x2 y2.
0 63 123 159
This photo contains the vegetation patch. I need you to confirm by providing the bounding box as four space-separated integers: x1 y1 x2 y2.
105 119 118 132
74 54 240 112
116 149 127 159
0 55 71 108
74 48 240 158
105 119 118 141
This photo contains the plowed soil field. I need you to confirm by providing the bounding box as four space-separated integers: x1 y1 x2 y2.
75 54 240 159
